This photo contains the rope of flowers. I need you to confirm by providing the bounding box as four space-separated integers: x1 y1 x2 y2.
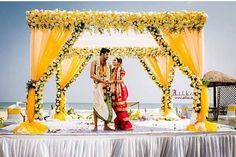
66 47 165 58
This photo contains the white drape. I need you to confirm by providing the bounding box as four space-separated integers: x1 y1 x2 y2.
1 133 236 157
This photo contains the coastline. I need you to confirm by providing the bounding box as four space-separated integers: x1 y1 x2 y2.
0 107 189 121
0 102 195 121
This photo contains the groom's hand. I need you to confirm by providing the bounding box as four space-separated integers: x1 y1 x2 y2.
101 80 108 87
101 80 106 84
101 81 108 89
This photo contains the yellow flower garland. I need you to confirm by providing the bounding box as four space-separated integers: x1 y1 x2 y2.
66 47 165 58
26 10 207 33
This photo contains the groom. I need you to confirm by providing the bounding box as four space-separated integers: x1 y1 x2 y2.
90 48 113 131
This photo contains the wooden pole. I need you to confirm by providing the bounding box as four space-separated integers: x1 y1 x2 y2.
213 84 217 108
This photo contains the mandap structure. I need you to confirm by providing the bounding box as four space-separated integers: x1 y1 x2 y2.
13 9 217 133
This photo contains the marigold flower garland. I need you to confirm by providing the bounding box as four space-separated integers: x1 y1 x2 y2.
26 10 207 34
67 47 164 58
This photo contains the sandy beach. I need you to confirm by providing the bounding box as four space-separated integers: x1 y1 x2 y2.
0 107 184 124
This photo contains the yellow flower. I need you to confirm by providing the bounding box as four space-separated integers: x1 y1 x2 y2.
27 10 207 33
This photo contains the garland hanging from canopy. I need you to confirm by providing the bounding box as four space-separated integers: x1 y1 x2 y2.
66 47 165 58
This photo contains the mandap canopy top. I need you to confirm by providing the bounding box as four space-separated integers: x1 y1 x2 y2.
13 9 216 134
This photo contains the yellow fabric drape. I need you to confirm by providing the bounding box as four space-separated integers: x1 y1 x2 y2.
163 29 216 131
26 88 35 123
60 56 86 88
164 29 203 77
13 28 73 134
198 86 208 122
31 28 73 80
53 56 86 121
144 56 174 116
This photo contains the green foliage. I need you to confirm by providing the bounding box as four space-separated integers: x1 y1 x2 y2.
67 107 75 115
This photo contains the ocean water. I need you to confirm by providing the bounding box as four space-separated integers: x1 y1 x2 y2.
0 102 193 110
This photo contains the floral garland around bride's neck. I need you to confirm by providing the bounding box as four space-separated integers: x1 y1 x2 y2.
116 66 122 97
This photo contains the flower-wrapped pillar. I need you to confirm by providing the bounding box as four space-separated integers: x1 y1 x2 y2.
53 55 92 121
147 23 217 131
12 28 73 133
163 29 215 131
13 10 85 134
139 55 175 116
32 24 86 122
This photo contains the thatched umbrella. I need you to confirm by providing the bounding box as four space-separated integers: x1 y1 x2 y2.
204 70 236 108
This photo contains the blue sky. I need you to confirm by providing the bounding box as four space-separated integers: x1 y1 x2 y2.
0 2 236 103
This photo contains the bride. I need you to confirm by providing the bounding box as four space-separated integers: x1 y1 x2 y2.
110 58 133 131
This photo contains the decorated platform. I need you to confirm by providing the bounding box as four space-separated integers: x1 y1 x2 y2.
1 7 235 157
0 119 236 157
